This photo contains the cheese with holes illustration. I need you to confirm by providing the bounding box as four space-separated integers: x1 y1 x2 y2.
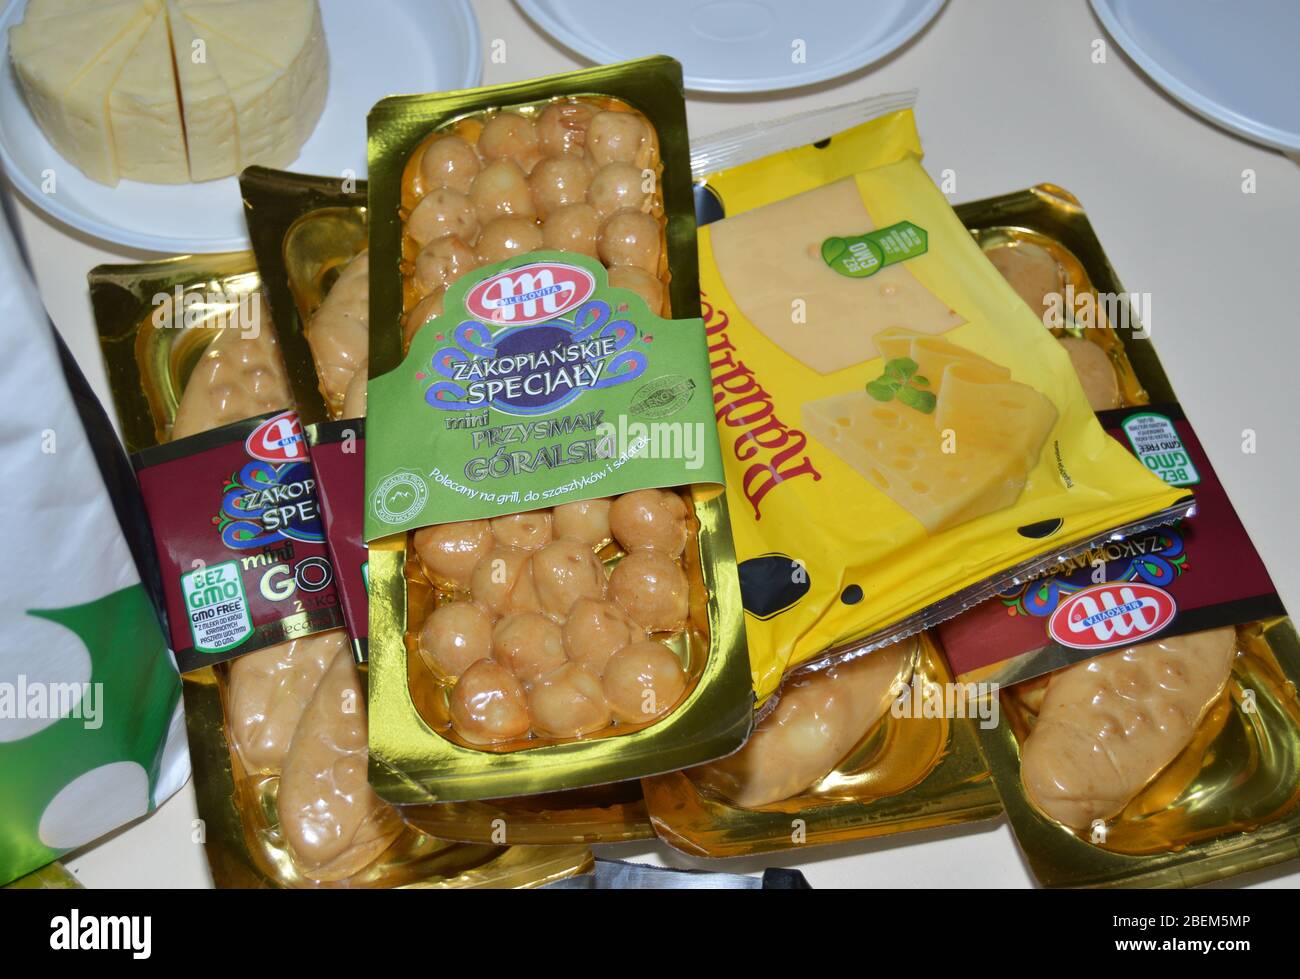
802 330 1057 534
694 144 1187 703
709 177 964 374
804 390 1036 533
877 328 1010 390
934 363 1056 468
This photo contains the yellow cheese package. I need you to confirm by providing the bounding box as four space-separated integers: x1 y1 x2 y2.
694 115 1191 702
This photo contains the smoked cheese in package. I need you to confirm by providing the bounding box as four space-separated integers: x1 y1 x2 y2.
242 167 654 843
642 628 1002 857
691 110 1191 705
363 57 752 804
91 253 590 887
936 185 1300 888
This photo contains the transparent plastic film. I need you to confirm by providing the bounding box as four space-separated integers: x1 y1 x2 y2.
643 632 1000 857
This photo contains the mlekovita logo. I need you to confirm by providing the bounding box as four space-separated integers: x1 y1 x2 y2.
218 412 323 548
423 262 648 416
1048 582 1177 650
245 410 306 463
465 262 595 325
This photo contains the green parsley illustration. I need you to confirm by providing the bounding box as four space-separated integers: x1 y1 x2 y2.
865 357 936 414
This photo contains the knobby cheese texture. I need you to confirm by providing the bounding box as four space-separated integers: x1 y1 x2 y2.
276 646 403 881
169 294 292 440
166 293 397 882
227 631 346 773
1020 627 1237 830
304 250 370 419
8 0 328 185
708 177 964 375
692 640 914 808
802 329 1057 534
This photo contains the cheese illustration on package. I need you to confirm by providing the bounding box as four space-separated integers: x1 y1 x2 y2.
8 0 328 185
697 148 1188 703
708 178 965 375
802 328 1057 534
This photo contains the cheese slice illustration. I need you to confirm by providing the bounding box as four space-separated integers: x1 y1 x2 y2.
709 178 965 375
803 333 1056 534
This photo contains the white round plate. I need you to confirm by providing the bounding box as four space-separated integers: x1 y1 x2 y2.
515 0 945 94
0 0 482 252
1091 0 1300 153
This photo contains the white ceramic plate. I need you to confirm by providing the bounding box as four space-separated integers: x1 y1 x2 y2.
515 0 944 94
1091 0 1300 154
0 0 482 252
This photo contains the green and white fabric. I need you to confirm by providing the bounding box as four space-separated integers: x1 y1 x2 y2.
0 209 185 885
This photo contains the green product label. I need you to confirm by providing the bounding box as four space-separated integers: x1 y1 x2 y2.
180 560 252 653
821 220 928 278
365 252 724 539
1121 412 1201 487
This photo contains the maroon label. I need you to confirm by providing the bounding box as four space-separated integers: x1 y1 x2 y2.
939 403 1283 680
307 419 368 649
134 410 344 672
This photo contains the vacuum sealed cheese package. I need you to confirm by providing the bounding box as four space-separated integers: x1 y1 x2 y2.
364 57 753 805
242 166 371 661
938 186 1300 888
242 166 654 843
642 630 1001 857
693 116 1191 703
92 253 590 887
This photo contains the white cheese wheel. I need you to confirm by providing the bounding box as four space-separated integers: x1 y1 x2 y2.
8 0 328 185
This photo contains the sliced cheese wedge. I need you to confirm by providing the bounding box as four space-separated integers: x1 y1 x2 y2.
57 3 158 185
1020 627 1238 830
110 5 188 183
909 336 1010 393
180 10 317 170
164 0 240 181
933 361 1057 469
182 0 328 167
12 0 326 185
803 390 1042 534
805 321 1057 533
183 0 320 69
8 0 153 183
709 177 965 375
22 0 117 21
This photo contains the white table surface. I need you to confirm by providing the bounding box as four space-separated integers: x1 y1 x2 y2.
12 0 1299 889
